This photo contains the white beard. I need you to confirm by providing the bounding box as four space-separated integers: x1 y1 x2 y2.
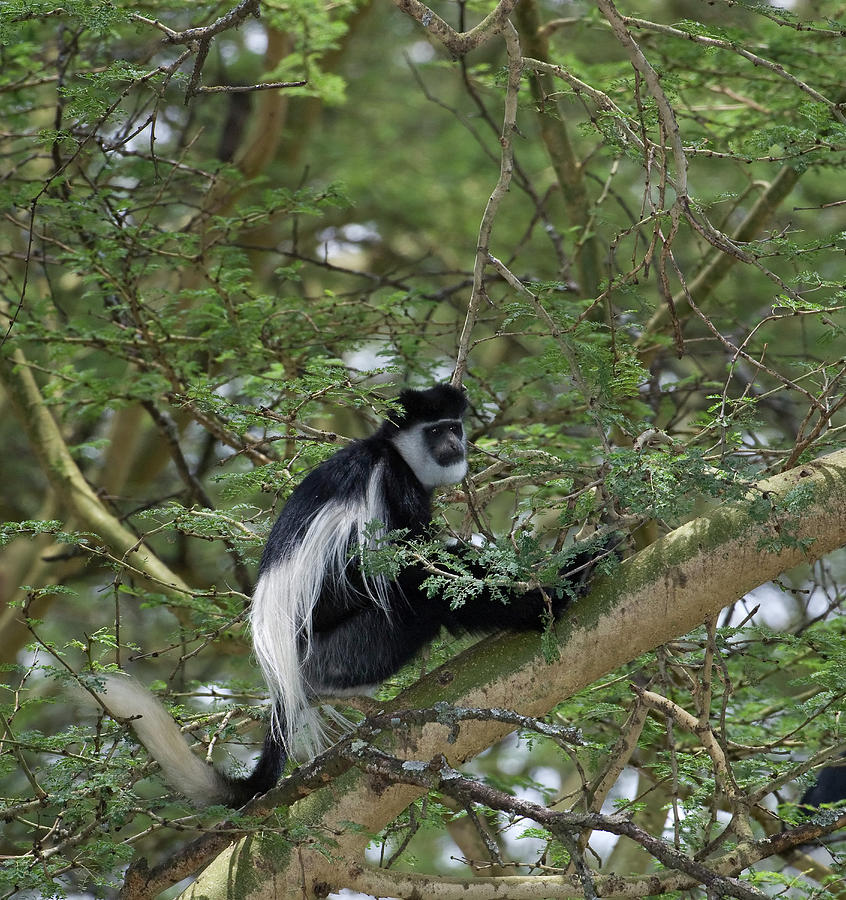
391 425 467 489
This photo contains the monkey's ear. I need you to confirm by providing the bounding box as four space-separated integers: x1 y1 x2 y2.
394 384 467 427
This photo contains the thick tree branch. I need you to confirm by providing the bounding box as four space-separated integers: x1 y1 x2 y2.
183 449 846 898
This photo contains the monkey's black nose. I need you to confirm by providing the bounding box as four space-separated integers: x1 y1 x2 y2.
436 433 465 465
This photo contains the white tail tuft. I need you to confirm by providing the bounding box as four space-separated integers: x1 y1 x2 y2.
88 675 230 806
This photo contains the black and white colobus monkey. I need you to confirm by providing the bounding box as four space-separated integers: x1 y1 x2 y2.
94 385 599 807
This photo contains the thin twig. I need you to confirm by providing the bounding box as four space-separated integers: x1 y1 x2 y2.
453 21 522 386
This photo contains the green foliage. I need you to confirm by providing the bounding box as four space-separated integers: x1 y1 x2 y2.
1 0 845 895
607 447 750 524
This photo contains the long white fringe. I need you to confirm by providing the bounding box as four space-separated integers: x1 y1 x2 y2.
249 464 390 757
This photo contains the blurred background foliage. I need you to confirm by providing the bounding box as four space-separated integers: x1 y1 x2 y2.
1 0 845 896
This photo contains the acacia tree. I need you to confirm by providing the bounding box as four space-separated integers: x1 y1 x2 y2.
1 0 846 898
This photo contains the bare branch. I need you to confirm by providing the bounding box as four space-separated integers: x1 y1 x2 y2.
453 22 522 386
391 0 519 56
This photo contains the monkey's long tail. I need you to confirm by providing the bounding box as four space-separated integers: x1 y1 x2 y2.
88 675 286 808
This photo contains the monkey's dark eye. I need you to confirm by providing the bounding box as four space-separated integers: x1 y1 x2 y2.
428 426 442 437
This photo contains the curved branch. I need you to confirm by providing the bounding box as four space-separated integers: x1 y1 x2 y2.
515 0 602 298
0 347 193 601
623 16 845 122
596 0 687 200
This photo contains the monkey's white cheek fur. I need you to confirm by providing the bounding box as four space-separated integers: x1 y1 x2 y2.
391 426 467 488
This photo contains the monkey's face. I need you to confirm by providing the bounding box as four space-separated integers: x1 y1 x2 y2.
423 420 466 467
391 418 467 488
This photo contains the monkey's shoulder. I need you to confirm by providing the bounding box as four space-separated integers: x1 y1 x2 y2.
270 437 418 521
300 436 400 499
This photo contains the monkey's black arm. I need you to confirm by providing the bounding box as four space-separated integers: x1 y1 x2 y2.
443 585 561 632
411 540 605 634
306 538 609 693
